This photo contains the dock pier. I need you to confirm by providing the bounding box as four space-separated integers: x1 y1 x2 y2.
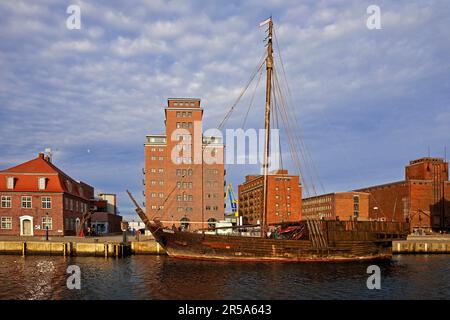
393 235 450 254
0 235 165 257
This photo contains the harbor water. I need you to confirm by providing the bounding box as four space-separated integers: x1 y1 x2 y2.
0 255 448 300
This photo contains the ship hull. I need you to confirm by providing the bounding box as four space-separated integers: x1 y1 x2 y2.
149 225 398 263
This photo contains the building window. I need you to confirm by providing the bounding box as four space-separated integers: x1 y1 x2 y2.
7 177 15 190
151 193 157 198
21 196 32 209
188 112 192 117
42 217 53 230
41 197 52 209
176 111 180 117
158 156 164 161
66 180 73 193
38 177 47 190
176 122 181 129
151 147 156 152
182 111 186 117
188 122 192 128
0 217 12 229
158 193 164 198
353 195 360 217
158 168 164 173
1 196 11 208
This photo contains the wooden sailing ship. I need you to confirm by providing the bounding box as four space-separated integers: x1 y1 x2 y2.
128 18 410 262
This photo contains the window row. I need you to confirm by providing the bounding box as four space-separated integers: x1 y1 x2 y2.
177 207 193 212
177 194 193 201
64 198 88 213
150 180 165 186
150 156 165 161
150 193 165 198
176 169 193 176
5 177 50 191
0 216 52 230
174 157 192 164
176 122 193 129
205 181 219 188
0 195 52 209
149 168 165 174
150 147 165 152
150 205 165 210
176 111 193 117
173 102 195 107
177 181 193 189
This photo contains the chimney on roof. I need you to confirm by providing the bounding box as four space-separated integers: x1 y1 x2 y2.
44 155 51 162
38 153 45 159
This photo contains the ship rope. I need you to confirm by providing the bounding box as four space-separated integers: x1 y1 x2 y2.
273 28 325 196
151 49 267 224
146 24 327 227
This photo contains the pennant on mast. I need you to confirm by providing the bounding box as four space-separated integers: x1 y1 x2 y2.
259 17 271 27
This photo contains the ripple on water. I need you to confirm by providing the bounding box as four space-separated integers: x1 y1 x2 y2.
0 255 448 300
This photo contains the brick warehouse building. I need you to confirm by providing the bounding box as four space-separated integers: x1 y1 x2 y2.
144 98 224 229
355 157 450 232
0 153 94 236
238 169 302 225
302 192 370 221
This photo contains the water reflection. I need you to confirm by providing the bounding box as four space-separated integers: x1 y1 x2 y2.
0 255 448 300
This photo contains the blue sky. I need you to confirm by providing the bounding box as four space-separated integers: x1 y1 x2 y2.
1 0 449 220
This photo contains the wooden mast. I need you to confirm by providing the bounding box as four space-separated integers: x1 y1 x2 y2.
262 18 273 238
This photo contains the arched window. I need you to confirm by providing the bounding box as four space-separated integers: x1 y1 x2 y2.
207 218 217 229
180 217 190 230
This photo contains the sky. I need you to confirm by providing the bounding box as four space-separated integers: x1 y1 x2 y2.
0 0 449 220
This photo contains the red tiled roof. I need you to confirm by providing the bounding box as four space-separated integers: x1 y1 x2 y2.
0 156 92 199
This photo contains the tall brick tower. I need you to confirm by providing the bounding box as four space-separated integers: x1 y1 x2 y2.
144 98 224 230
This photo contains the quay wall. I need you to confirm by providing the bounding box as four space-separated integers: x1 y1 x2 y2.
131 241 165 255
393 240 450 253
0 240 164 257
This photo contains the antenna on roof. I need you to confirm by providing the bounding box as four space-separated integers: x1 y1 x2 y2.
44 147 53 163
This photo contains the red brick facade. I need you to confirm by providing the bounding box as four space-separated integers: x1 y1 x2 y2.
144 98 224 230
302 192 370 221
356 157 450 231
0 153 94 236
238 169 302 225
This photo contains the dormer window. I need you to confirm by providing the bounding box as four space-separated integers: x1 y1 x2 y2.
7 177 15 190
38 177 47 190
66 180 73 193
78 186 83 197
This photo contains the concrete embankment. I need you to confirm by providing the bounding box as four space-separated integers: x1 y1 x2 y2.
393 235 450 254
0 235 165 257
130 240 165 255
